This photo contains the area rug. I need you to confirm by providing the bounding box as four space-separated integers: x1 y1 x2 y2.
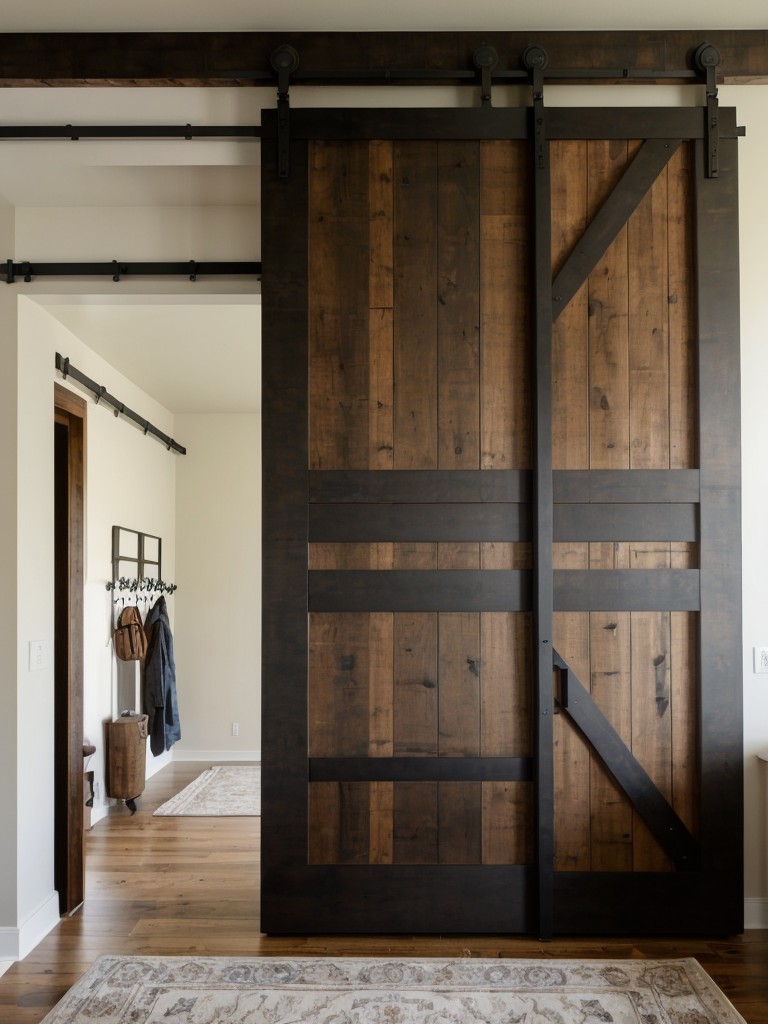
38 954 746 1024
152 765 260 816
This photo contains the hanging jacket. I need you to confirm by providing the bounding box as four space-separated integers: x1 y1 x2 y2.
143 595 181 756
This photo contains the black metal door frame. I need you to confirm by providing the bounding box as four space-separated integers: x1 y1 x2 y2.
261 100 743 936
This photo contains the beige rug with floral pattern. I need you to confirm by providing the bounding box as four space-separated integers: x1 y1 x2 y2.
152 765 260 816
39 954 746 1023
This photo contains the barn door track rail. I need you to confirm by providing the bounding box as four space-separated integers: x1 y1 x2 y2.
55 353 186 455
261 39 734 179
0 41 734 186
5 259 261 284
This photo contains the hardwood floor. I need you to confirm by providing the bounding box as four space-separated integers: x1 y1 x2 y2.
1 761 766 1023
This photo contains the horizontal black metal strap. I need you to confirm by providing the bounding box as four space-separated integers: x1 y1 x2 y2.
309 503 528 543
277 108 530 140
309 470 530 503
554 503 697 541
554 569 700 611
278 107 739 142
309 500 695 543
546 106 738 140
553 469 700 503
309 570 530 611
553 650 700 871
310 469 700 505
308 568 699 611
309 757 533 783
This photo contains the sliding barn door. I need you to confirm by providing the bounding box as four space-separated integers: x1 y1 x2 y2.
261 105 742 935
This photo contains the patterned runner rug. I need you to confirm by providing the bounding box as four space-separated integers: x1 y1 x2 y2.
39 954 746 1023
153 764 260 816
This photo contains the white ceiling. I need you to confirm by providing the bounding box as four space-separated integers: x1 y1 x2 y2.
4 7 766 414
45 298 261 414
1 1 767 32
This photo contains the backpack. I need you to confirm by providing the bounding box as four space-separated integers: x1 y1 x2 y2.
114 605 148 661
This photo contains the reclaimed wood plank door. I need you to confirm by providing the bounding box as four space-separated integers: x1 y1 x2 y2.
261 105 742 935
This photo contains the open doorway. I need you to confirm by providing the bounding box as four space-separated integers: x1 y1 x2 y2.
33 291 262 887
53 382 86 916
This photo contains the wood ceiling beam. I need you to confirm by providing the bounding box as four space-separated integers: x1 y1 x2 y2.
0 30 766 87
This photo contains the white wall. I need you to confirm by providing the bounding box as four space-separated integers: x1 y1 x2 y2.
15 298 58 951
173 414 261 760
25 299 179 807
0 207 19 940
15 206 259 263
4 296 178 957
722 85 768 925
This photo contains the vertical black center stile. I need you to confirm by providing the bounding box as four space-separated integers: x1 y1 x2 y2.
527 48 555 942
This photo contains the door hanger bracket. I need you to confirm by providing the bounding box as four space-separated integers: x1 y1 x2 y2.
523 45 549 170
694 42 721 179
473 45 499 107
270 44 300 179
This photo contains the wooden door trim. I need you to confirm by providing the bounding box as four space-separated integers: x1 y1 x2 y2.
54 382 86 915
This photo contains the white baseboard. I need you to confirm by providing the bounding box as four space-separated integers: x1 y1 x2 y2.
146 748 173 780
172 749 261 763
0 891 60 961
744 897 768 929
88 804 109 829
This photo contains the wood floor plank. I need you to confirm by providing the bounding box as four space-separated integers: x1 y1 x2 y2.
0 761 764 1024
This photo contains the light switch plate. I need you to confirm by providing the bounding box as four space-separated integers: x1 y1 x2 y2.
28 640 47 671
753 646 768 673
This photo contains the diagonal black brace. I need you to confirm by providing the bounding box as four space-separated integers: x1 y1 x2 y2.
553 650 700 871
552 138 682 321
271 44 300 179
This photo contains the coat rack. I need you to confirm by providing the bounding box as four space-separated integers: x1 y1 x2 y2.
106 576 178 605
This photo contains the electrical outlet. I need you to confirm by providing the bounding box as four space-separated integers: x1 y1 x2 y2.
754 647 768 673
231 721 239 737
